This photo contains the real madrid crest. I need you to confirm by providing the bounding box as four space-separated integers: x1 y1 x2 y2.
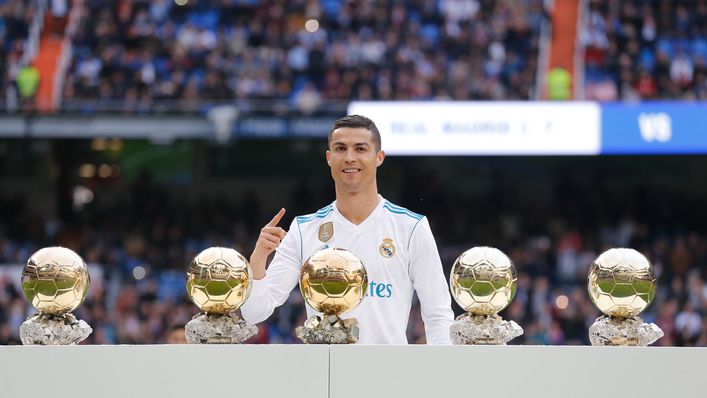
379 238 396 258
318 221 334 242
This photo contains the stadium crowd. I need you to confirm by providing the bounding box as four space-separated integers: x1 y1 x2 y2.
582 0 707 100
62 0 542 111
7 0 707 107
1 160 706 346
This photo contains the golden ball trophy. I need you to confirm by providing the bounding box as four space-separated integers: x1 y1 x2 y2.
296 248 367 344
185 247 257 343
587 248 663 346
449 246 523 345
20 247 92 345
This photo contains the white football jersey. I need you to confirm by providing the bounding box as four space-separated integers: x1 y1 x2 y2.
241 196 454 344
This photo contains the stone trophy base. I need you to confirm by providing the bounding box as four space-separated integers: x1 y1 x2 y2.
296 315 359 344
185 312 257 344
450 313 524 345
20 313 92 345
588 315 663 346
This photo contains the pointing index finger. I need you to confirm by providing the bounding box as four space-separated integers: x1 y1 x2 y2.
266 208 286 227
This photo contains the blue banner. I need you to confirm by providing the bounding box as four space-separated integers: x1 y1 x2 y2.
601 102 707 154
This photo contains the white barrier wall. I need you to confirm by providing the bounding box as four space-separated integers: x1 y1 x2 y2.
331 345 707 398
1 345 705 398
0 345 329 398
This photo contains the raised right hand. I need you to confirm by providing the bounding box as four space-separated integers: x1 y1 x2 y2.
250 208 286 280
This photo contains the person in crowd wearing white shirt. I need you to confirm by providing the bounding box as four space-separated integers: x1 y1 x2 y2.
241 115 454 344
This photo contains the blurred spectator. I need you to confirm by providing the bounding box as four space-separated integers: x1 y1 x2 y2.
675 301 702 345
165 324 187 344
46 0 69 37
547 66 571 100
16 64 39 100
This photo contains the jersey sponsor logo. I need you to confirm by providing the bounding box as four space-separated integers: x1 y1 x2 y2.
364 281 393 298
318 221 334 242
379 237 396 258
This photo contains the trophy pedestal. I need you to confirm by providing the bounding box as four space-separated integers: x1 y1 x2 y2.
296 315 359 344
588 315 663 346
450 313 523 345
185 312 257 344
20 313 92 345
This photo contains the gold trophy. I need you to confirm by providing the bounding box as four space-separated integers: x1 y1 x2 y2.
296 248 367 344
185 247 257 343
587 248 663 346
20 247 92 345
449 246 523 345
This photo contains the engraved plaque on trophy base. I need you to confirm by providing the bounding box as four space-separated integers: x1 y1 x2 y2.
296 315 359 344
588 315 663 346
185 312 257 344
450 313 523 345
20 313 92 345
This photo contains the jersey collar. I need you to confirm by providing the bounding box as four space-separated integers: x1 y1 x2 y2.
331 195 385 233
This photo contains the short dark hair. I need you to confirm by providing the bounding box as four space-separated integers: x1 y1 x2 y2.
328 114 382 152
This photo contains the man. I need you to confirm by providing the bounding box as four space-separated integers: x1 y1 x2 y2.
241 115 453 344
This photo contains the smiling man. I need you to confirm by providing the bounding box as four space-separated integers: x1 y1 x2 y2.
241 115 453 344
